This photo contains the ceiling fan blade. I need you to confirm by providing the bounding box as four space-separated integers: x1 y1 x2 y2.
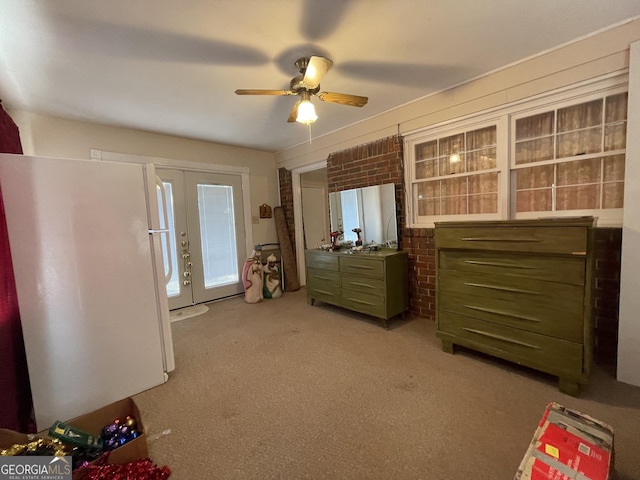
287 100 301 123
235 89 294 96
301 56 333 89
317 92 368 107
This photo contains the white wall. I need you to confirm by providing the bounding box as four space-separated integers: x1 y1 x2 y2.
9 111 279 246
617 40 640 386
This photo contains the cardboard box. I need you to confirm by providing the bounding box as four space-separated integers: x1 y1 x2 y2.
515 402 614 480
65 397 147 466
0 428 35 450
0 397 148 479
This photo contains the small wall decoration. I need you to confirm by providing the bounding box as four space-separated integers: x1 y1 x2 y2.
259 203 272 218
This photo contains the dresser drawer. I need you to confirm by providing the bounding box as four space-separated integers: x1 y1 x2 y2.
436 226 588 255
307 279 341 305
341 274 385 294
305 251 339 271
438 312 583 374
439 270 585 317
438 250 586 285
341 290 386 318
340 256 384 278
307 267 341 285
438 289 583 342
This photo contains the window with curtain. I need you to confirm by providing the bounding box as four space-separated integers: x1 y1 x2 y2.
404 79 628 227
512 92 627 218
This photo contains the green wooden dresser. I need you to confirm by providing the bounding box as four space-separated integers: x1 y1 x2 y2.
305 249 409 328
435 217 596 396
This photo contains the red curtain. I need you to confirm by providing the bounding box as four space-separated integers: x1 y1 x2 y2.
0 101 34 432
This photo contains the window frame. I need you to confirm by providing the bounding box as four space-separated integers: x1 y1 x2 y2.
404 74 628 229
509 86 628 226
405 116 508 227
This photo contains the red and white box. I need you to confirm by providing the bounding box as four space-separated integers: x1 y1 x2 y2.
515 402 614 480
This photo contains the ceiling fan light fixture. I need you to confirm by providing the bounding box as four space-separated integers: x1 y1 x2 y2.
296 92 317 125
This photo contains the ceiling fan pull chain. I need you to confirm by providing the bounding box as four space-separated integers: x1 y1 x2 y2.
308 124 312 144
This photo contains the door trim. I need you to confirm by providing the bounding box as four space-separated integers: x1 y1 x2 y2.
292 160 327 286
91 149 253 260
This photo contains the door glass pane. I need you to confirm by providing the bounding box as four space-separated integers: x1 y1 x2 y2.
197 184 239 288
159 182 180 297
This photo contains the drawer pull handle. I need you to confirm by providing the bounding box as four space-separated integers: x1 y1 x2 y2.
346 297 376 306
314 289 336 296
463 328 542 350
463 305 541 322
464 282 541 295
313 275 333 280
348 282 376 289
464 260 538 270
461 237 542 243
347 265 375 270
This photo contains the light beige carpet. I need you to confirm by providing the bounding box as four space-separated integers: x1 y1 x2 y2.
135 289 640 479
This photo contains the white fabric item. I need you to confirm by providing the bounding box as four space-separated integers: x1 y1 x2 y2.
170 304 209 322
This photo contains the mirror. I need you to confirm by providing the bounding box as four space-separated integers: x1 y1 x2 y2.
329 183 398 249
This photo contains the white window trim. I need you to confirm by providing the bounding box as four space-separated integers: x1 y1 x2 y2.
405 116 506 227
404 73 629 229
508 86 628 227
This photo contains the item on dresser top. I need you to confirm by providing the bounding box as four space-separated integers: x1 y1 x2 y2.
352 227 363 246
330 230 343 250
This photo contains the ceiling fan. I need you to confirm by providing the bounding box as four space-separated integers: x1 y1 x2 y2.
234 56 368 125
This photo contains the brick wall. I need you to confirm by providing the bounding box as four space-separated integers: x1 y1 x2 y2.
401 228 436 320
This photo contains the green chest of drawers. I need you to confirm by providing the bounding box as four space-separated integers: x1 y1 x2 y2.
435 218 596 396
305 249 409 328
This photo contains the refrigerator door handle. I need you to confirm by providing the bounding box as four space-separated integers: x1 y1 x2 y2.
155 175 173 285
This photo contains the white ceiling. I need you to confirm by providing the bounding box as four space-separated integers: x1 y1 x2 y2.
1 1 640 153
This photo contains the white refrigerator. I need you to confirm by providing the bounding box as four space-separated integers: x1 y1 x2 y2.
0 154 175 430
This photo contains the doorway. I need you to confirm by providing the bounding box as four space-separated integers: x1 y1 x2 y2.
301 185 329 249
294 165 329 284
158 168 246 310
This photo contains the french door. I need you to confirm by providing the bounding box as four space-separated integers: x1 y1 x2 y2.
158 169 246 310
